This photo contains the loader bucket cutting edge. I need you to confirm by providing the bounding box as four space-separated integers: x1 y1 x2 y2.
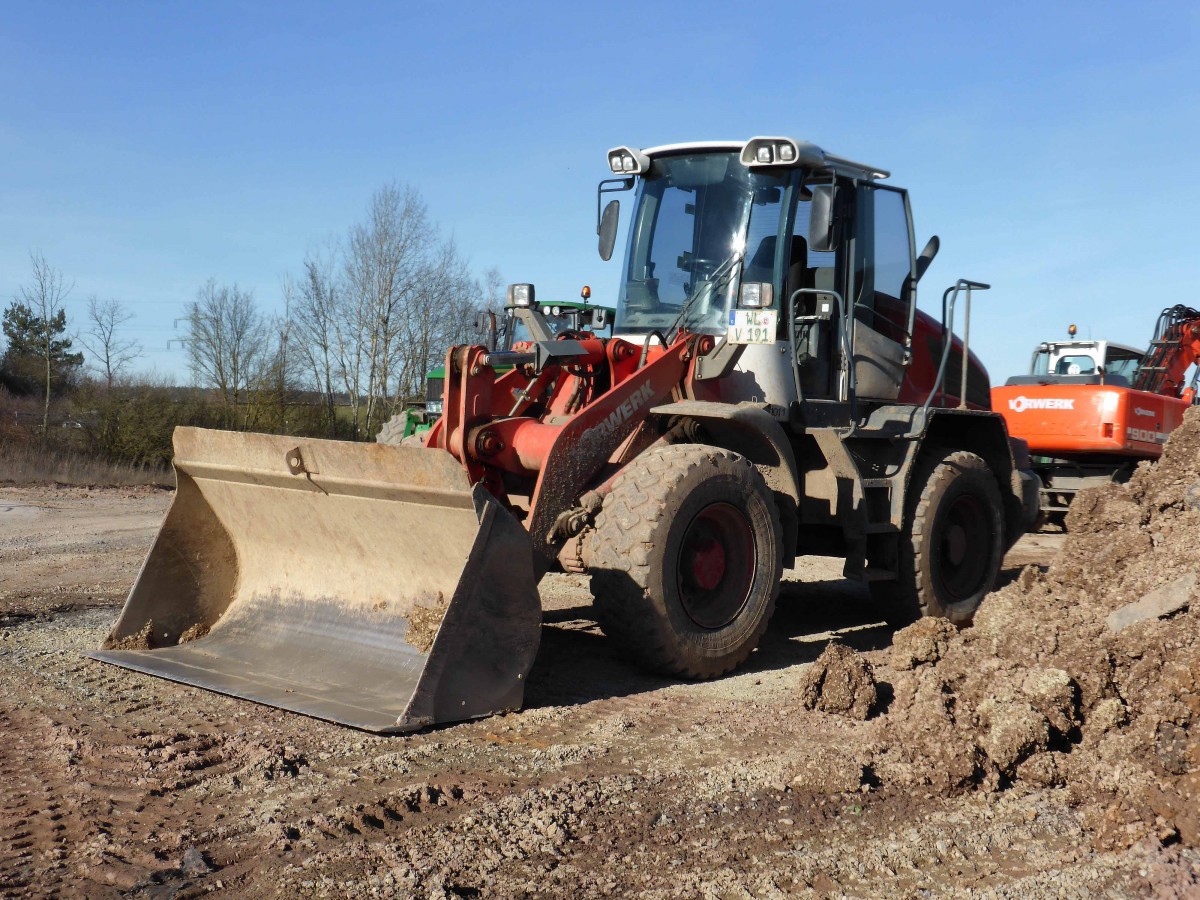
89 427 541 733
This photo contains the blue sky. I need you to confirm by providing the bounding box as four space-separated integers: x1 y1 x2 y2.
1 1 1197 384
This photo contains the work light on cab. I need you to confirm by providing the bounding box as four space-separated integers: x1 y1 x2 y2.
607 146 650 175
507 283 535 308
741 137 810 168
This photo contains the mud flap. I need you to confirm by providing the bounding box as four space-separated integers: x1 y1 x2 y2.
89 427 541 733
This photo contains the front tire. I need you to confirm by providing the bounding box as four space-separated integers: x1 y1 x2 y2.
589 444 783 679
873 449 1004 626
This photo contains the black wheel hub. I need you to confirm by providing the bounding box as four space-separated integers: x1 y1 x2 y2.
934 493 990 602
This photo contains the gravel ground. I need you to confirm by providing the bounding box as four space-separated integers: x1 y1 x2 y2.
0 483 1195 898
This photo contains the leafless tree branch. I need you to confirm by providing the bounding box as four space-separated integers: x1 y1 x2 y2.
78 296 142 389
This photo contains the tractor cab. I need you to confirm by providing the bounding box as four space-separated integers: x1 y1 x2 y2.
509 300 614 346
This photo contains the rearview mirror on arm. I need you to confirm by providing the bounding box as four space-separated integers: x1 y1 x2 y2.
598 200 620 261
915 235 940 283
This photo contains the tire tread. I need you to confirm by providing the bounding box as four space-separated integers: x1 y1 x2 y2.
590 444 781 679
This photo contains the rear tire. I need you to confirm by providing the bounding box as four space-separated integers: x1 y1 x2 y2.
589 444 783 679
872 449 1004 627
376 413 410 446
377 410 427 446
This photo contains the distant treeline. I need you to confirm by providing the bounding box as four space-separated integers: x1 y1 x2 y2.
0 182 504 475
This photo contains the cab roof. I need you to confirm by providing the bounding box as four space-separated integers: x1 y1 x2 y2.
640 139 889 181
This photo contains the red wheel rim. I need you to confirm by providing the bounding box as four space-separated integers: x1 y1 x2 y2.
676 502 756 629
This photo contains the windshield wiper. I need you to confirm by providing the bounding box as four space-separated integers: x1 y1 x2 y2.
664 249 745 342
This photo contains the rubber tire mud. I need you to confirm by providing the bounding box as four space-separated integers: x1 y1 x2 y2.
589 444 783 679
872 449 1004 627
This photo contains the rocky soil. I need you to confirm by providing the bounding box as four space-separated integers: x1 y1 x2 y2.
2 443 1199 897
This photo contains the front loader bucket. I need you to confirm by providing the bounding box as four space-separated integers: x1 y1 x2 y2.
89 427 541 733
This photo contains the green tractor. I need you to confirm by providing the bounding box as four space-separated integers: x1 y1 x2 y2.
376 297 615 445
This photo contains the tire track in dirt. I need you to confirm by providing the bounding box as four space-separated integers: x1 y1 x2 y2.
0 621 297 897
0 709 73 898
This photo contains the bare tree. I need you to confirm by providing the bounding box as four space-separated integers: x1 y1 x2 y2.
396 238 483 403
287 185 492 440
343 184 429 436
185 280 271 430
79 296 142 389
284 245 342 437
482 266 505 313
257 305 300 434
15 252 78 435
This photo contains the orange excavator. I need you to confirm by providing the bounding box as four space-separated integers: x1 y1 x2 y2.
993 305 1200 524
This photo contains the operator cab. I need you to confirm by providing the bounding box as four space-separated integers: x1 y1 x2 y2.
603 138 932 412
1007 340 1144 387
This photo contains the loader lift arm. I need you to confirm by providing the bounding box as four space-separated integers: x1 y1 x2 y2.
430 326 700 573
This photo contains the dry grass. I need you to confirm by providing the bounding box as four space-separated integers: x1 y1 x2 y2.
0 442 173 487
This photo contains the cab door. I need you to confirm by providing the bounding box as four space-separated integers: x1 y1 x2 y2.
850 184 915 401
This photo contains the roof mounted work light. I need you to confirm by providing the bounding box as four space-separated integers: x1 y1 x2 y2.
741 137 825 169
507 283 535 308
607 146 650 175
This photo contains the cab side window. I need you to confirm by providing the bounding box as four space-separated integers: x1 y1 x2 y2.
854 186 912 344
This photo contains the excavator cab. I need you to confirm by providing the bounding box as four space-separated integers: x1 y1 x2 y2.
1022 339 1145 386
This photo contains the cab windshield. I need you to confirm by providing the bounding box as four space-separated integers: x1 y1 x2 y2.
1104 347 1142 381
616 153 790 336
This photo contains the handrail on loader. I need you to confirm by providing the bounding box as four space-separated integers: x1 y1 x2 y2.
925 279 990 413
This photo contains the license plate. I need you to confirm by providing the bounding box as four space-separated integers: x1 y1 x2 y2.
727 309 778 345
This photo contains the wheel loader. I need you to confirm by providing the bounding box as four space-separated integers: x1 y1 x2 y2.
93 136 1039 732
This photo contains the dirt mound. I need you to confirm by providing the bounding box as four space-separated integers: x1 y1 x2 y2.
954 408 1200 846
797 642 878 720
821 408 1200 848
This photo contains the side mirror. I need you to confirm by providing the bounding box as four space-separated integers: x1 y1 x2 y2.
598 199 620 261
590 307 612 330
473 310 498 351
915 235 940 283
808 184 839 253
